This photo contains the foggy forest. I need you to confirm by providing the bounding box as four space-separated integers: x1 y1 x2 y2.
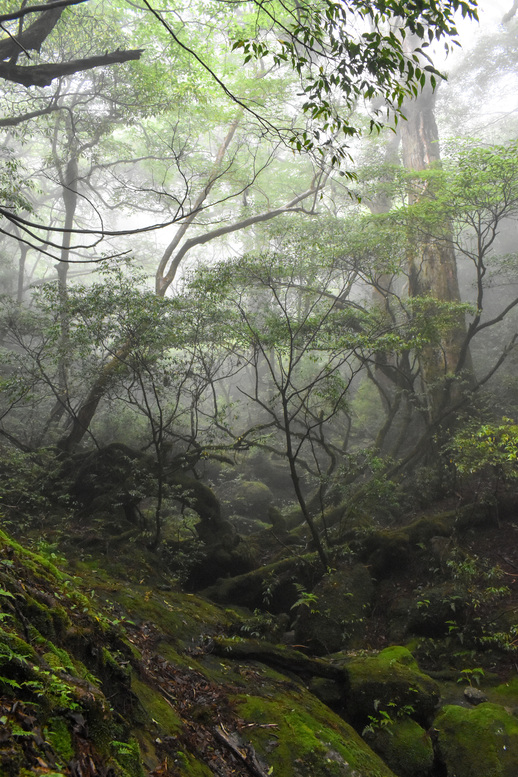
1 1 518 775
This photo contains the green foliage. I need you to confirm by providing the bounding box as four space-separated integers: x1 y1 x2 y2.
231 0 478 162
417 551 515 652
290 583 320 614
239 610 278 639
0 446 67 527
362 699 417 737
0 147 34 213
449 418 518 481
457 667 485 687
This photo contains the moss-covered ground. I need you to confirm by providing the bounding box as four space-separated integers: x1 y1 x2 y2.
3 492 518 777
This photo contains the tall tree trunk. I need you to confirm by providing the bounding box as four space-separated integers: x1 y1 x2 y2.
17 243 28 304
400 84 472 423
47 153 78 428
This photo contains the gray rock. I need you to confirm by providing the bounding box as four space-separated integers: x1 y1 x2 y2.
464 686 488 706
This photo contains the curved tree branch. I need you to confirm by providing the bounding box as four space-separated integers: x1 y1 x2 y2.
0 0 87 25
0 49 144 87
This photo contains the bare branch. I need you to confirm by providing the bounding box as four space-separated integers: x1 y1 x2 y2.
0 49 144 87
503 0 518 23
158 181 328 294
0 102 62 126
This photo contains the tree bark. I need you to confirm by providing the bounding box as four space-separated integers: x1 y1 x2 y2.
0 50 143 87
0 2 142 87
400 84 472 421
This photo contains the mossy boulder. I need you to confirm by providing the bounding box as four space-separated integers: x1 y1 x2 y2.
359 530 412 578
342 646 441 729
186 533 257 589
234 683 398 777
355 513 459 580
363 718 435 777
293 563 375 655
219 479 274 516
201 554 323 612
0 531 148 776
435 702 518 777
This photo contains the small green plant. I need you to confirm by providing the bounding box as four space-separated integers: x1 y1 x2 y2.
362 699 416 737
239 610 277 639
290 583 319 614
457 667 485 687
261 574 280 607
33 540 66 566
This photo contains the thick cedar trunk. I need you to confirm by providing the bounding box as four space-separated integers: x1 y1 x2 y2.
400 85 472 421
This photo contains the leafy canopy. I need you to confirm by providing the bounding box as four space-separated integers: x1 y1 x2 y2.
228 0 478 161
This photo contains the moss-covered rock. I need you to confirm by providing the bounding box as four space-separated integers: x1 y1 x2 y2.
201 554 323 612
490 676 518 709
363 718 435 777
354 513 459 579
44 717 74 766
0 530 150 776
360 530 412 578
435 702 518 777
293 562 375 654
219 479 274 515
234 683 398 777
342 646 441 729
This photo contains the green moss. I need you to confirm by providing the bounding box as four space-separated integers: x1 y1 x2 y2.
113 586 236 649
365 718 434 777
111 737 144 777
130 675 182 735
42 647 72 673
344 646 440 727
435 702 518 777
19 772 66 777
42 641 95 684
235 686 397 777
375 645 419 668
202 553 322 610
222 479 273 512
293 563 374 654
173 750 214 776
0 530 66 582
491 676 518 706
45 717 74 765
0 629 37 664
24 595 57 639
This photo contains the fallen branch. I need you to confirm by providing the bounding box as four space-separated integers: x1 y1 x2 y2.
214 725 270 777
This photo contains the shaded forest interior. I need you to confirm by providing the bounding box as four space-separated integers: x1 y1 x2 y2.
1 1 518 776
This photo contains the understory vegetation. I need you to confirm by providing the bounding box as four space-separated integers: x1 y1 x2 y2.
1 0 518 775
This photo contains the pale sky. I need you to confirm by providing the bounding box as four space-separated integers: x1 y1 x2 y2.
455 0 512 52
